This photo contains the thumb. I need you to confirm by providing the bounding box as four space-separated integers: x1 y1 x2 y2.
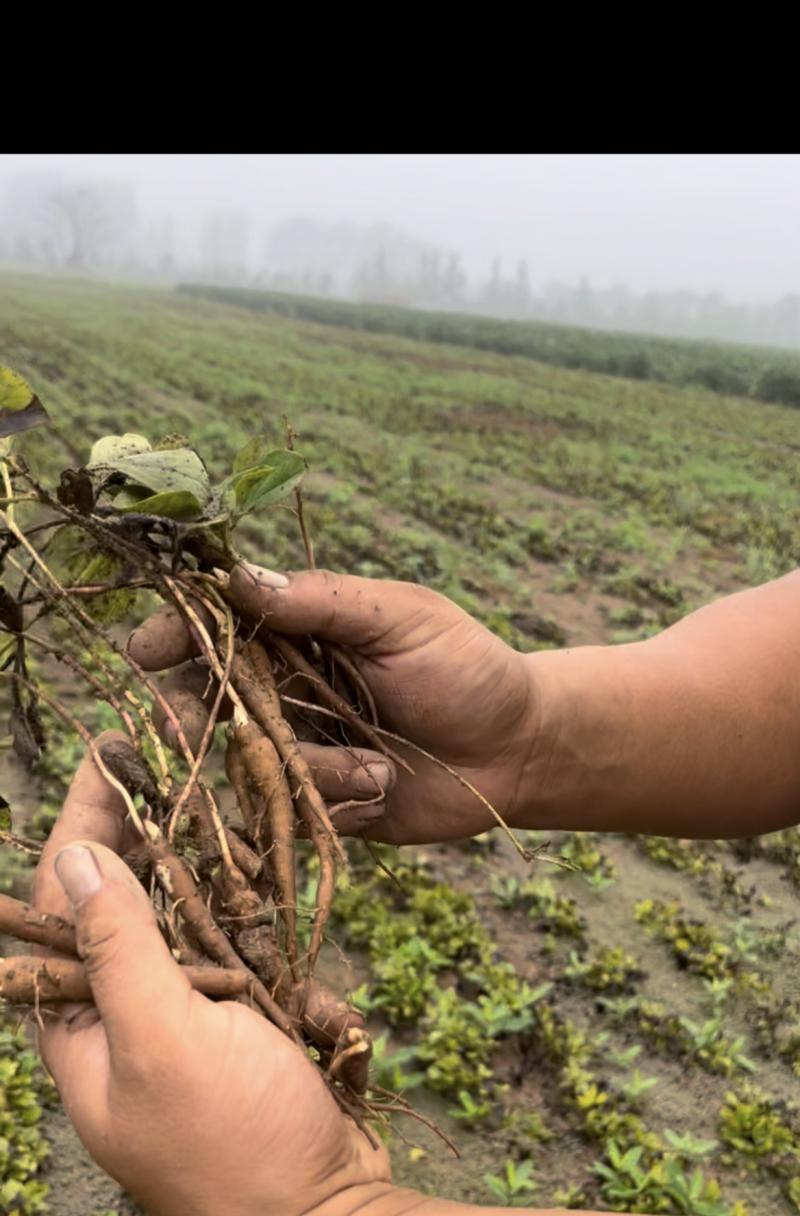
54 841 192 1062
230 562 448 654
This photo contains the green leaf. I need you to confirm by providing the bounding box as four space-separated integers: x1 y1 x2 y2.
218 449 305 519
0 366 49 442
109 485 154 509
484 1177 509 1204
233 435 273 473
116 489 204 521
100 447 212 506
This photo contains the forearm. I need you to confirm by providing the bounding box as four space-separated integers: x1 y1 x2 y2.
516 570 800 839
311 1183 615 1216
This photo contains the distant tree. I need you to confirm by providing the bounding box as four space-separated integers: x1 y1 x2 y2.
199 209 251 283
489 257 502 305
353 249 400 301
140 216 177 277
514 259 532 315
443 254 467 306
2 176 137 271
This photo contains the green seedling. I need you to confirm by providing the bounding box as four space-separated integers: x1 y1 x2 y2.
732 917 795 961
501 1110 554 1147
592 1142 743 1216
565 946 644 993
622 1068 659 1105
552 1183 587 1209
663 1130 719 1159
483 1158 538 1206
448 1089 494 1128
554 832 617 887
611 1045 642 1069
0 1020 56 1215
585 869 617 894
679 1016 757 1075
491 874 524 909
718 1089 800 1172
788 1176 800 1211
702 977 733 1013
526 880 587 939
599 996 642 1021
369 1036 426 1092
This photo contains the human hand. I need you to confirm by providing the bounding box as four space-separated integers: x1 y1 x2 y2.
32 731 391 1216
128 566 539 844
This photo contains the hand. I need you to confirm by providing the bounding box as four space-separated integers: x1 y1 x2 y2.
127 565 539 844
32 731 391 1216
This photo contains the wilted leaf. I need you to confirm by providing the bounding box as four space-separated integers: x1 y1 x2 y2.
46 524 98 576
77 552 138 624
88 434 152 466
155 433 191 451
117 489 204 521
57 469 95 515
11 702 40 764
103 448 212 506
26 697 45 748
0 365 49 440
0 586 22 633
218 449 305 519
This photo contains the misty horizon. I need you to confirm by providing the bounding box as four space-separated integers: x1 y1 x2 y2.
5 155 800 348
2 154 800 299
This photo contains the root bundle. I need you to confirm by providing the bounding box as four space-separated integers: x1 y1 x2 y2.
0 411 545 1152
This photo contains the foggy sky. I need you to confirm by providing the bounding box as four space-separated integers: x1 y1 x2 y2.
2 154 800 301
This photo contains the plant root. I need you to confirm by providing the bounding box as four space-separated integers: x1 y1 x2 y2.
0 955 255 1004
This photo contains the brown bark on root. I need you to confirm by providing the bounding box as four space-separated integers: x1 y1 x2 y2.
0 955 254 1004
229 719 299 978
230 642 343 990
0 892 78 955
142 821 301 1044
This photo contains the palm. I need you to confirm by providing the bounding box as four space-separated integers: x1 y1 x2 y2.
50 995 389 1216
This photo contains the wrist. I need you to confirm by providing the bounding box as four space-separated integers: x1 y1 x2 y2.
505 646 603 833
307 1183 429 1216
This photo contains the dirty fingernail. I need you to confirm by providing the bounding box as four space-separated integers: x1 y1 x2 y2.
240 562 290 590
55 845 103 907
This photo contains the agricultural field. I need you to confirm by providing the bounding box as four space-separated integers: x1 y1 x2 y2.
1 273 800 1216
180 283 800 410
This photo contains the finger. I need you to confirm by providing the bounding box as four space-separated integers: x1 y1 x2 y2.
326 801 388 836
38 1014 109 1151
127 599 217 671
229 563 451 655
300 744 395 803
41 842 193 1070
152 661 232 754
33 730 138 925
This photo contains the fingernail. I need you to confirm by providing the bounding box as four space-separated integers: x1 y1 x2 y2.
240 562 290 590
55 845 103 907
364 762 391 792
